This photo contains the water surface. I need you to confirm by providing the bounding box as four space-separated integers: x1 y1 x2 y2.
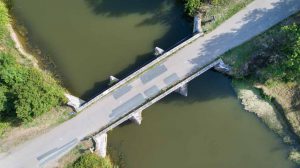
11 0 296 167
12 0 190 99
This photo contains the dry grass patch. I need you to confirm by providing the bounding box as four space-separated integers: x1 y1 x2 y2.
0 106 72 152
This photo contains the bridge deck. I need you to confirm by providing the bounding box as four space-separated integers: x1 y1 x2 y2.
1 0 300 167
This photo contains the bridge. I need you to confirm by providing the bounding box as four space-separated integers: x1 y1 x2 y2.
1 0 300 167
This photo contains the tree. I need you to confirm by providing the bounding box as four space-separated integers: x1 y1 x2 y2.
184 0 201 17
0 85 7 113
281 23 300 82
0 52 66 122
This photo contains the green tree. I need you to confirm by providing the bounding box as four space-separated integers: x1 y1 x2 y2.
184 0 201 16
281 23 300 82
0 85 7 113
0 52 66 122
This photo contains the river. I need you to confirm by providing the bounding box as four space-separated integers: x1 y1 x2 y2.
11 0 296 167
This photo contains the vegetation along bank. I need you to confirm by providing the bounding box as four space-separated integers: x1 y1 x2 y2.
3 0 297 167
222 12 300 164
0 0 73 152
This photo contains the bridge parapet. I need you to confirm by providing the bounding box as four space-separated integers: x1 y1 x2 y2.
94 59 222 138
76 33 202 113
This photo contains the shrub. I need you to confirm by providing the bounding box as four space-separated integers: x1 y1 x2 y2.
0 52 66 122
0 84 7 113
0 121 9 137
281 23 300 82
72 153 114 168
264 23 300 83
184 0 201 16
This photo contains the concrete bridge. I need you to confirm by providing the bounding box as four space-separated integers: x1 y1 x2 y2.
1 0 300 167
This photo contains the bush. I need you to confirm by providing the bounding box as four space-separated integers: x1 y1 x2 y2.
0 84 8 113
0 52 66 122
265 23 300 82
184 0 201 16
72 153 114 168
281 24 300 82
184 0 228 17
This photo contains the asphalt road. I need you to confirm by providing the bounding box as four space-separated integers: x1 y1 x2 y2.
1 0 299 167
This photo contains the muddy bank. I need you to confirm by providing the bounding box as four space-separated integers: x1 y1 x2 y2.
8 24 39 67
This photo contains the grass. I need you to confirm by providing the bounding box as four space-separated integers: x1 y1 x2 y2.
201 0 254 32
0 106 72 152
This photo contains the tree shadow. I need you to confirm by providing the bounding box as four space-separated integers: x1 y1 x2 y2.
81 52 155 100
291 86 300 111
81 0 191 100
81 0 300 104
84 0 191 47
85 0 180 17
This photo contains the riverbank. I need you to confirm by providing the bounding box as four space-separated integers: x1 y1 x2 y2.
222 12 300 164
0 1 72 152
0 1 118 167
1 0 292 167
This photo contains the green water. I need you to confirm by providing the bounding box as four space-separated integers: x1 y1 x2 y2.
12 0 296 167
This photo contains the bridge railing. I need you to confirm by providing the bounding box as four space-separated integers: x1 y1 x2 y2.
93 58 222 136
76 33 202 112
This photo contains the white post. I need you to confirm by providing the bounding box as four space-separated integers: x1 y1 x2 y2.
154 47 164 56
64 93 85 111
193 14 204 36
176 84 188 97
130 110 142 125
94 133 107 158
109 76 119 85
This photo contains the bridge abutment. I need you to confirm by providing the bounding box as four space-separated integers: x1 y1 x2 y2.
176 84 188 97
93 133 108 158
65 93 85 111
193 14 204 35
214 59 232 75
130 110 142 125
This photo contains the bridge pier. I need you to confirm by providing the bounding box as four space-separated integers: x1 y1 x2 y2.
130 110 142 125
193 14 204 35
93 133 107 158
109 76 119 85
176 84 188 97
214 59 232 75
65 93 85 111
154 47 164 56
